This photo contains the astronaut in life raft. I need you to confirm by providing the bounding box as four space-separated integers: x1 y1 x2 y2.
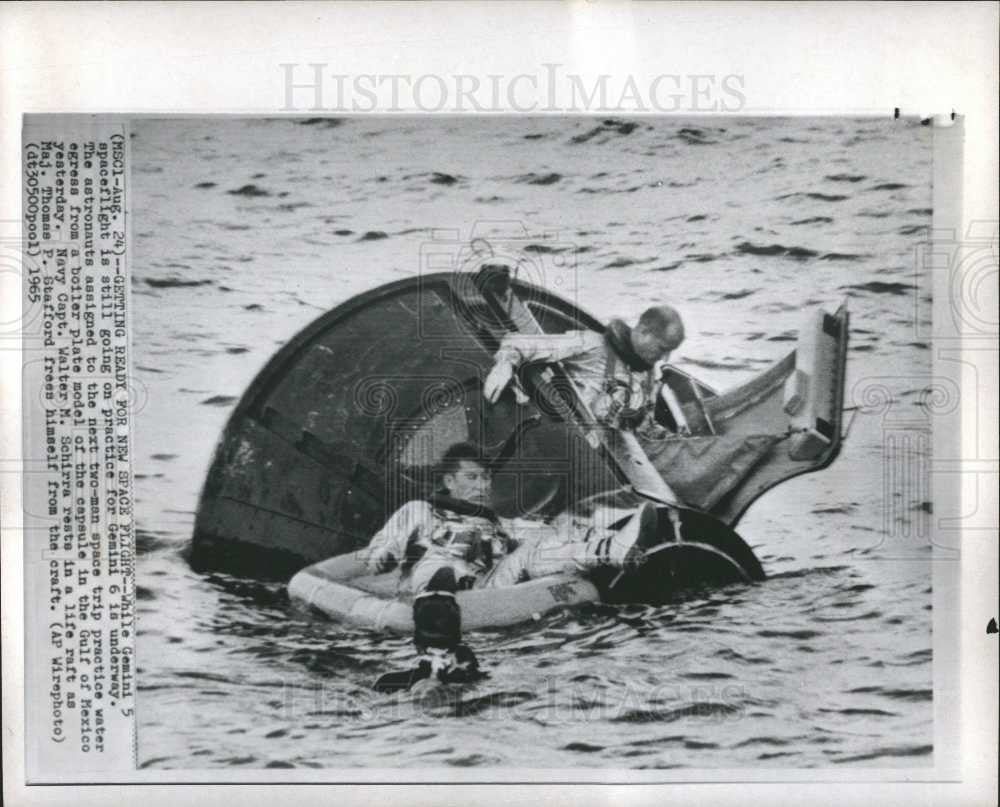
363 300 686 685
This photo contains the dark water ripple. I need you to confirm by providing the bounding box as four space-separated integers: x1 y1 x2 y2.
131 116 934 770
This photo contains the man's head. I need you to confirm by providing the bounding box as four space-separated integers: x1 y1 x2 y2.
437 441 492 506
630 304 685 365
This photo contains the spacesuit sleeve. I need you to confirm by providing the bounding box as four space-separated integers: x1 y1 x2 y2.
365 500 434 573
493 331 602 367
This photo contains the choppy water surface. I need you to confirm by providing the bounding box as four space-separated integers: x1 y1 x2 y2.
132 116 934 770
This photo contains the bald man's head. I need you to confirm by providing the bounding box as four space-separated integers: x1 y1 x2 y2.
631 305 685 365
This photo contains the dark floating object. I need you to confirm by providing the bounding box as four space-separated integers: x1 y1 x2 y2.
357 230 389 242
194 181 217 189
987 618 998 635
192 271 850 612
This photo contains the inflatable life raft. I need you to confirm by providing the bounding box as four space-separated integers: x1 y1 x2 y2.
288 501 766 633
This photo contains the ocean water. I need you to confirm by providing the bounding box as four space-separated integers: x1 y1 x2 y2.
131 116 935 770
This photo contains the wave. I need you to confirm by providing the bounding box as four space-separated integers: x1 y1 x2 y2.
676 127 717 146
818 707 898 717
523 243 569 254
135 528 175 554
570 118 640 144
429 172 459 186
578 184 645 195
841 281 915 296
685 253 720 264
144 277 214 289
227 184 271 197
516 172 562 186
201 395 238 407
297 117 345 128
716 289 756 300
776 192 850 203
563 741 604 753
846 687 932 702
819 252 866 261
831 744 932 764
612 701 743 723
756 628 824 640
450 690 537 717
735 241 818 259
604 256 652 269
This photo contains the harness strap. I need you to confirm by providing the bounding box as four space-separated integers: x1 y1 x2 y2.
602 329 649 427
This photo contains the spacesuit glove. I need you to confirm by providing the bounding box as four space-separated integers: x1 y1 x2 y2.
484 358 514 404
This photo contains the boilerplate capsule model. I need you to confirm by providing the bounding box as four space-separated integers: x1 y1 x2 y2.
191 263 849 632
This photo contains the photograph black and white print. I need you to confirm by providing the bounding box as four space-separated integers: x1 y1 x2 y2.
127 115 940 771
